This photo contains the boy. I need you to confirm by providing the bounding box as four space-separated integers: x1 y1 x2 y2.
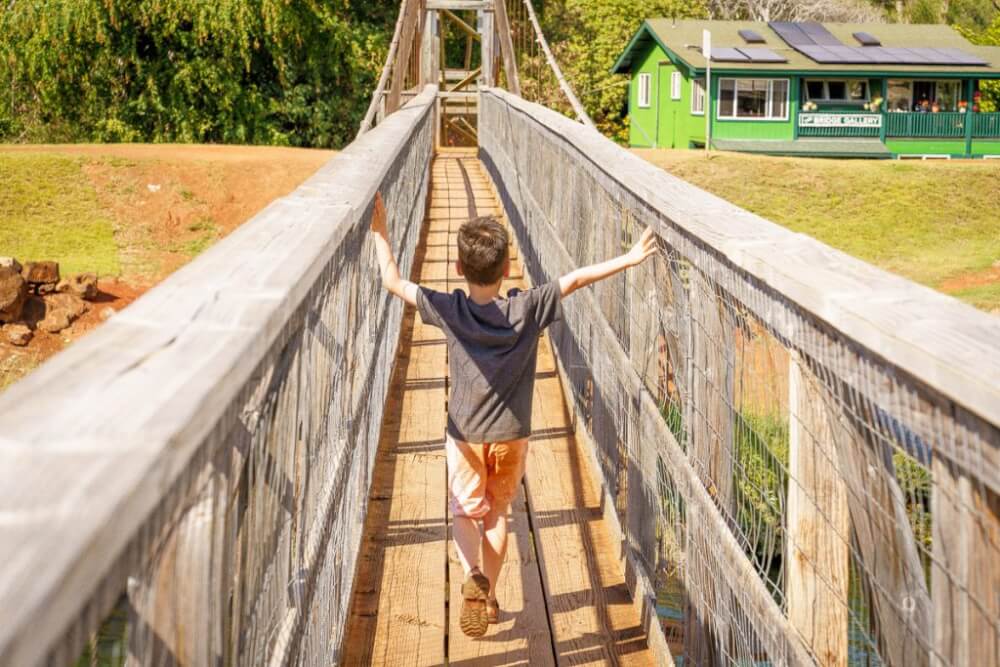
370 192 656 637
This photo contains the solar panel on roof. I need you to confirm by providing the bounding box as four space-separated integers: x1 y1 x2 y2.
737 47 788 63
853 32 881 46
738 29 766 44
936 47 989 65
769 22 812 46
825 46 874 63
796 44 988 65
711 47 750 62
799 22 842 46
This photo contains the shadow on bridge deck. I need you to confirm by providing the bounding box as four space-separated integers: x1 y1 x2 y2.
344 151 655 666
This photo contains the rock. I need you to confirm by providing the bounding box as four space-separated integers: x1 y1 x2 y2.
0 267 28 323
57 272 99 300
99 306 116 321
0 257 22 274
45 293 89 320
4 323 32 346
21 261 60 287
38 310 71 333
36 293 88 333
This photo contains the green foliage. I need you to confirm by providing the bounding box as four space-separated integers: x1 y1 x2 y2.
0 1 395 148
734 411 788 580
538 0 708 141
908 0 942 24
960 13 1000 112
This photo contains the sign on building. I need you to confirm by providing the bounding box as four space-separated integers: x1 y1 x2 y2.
799 114 883 128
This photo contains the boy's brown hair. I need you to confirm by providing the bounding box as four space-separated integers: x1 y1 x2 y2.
457 216 509 285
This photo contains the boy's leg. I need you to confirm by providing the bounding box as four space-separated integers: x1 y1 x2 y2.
445 434 490 574
446 434 493 637
481 438 529 599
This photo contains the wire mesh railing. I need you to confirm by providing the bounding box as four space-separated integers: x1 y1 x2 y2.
0 86 436 667
480 87 1000 667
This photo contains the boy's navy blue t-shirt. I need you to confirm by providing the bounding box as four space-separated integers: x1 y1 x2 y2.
416 280 562 443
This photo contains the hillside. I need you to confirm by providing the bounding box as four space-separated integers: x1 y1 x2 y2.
0 144 335 390
636 149 1000 313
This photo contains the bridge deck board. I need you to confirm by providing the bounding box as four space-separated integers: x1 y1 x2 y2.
345 153 655 666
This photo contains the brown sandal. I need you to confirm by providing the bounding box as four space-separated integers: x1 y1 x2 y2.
486 597 500 624
460 569 491 637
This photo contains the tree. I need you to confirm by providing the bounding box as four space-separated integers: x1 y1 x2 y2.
0 1 395 147
705 0 885 22
960 13 1000 111
539 0 709 141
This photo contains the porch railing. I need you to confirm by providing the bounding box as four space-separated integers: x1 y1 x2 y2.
886 112 966 138
799 111 1000 139
973 112 1000 138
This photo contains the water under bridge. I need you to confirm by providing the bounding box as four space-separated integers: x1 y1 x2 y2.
1 2 999 666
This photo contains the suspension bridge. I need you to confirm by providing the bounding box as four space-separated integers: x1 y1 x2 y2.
1 1 999 666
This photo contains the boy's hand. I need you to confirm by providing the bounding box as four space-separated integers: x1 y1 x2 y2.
625 227 658 266
370 191 388 238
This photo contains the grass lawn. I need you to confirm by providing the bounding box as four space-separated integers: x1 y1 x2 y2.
0 153 121 276
0 143 334 393
634 150 1000 312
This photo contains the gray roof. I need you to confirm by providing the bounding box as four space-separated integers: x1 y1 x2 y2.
612 20 1000 76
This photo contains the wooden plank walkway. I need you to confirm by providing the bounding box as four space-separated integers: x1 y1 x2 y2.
345 151 655 666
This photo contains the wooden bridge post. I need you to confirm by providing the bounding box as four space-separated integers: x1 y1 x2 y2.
387 0 421 115
932 417 1000 666
684 268 735 665
785 352 849 666
831 389 931 667
479 5 495 88
421 10 439 87
126 445 235 666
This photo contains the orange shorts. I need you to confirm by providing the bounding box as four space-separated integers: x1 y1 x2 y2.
446 434 529 519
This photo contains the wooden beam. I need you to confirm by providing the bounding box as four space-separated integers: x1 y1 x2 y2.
684 268 735 665
440 9 480 41
786 353 849 667
426 0 490 9
493 0 521 95
933 414 1000 666
833 398 931 667
448 68 481 93
479 7 496 87
387 0 422 114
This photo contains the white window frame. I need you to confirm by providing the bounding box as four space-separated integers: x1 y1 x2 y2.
671 71 682 100
638 73 652 108
716 78 790 122
691 78 706 116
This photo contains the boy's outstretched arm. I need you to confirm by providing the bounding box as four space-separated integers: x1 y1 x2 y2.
370 191 419 306
558 226 658 298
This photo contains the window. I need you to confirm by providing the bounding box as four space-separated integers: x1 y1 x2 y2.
638 73 651 108
889 80 964 112
691 78 706 115
827 80 847 101
804 79 869 102
771 80 789 118
888 80 912 111
717 78 790 120
806 80 825 100
671 71 682 100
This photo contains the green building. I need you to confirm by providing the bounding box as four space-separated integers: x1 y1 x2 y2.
612 20 1000 158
